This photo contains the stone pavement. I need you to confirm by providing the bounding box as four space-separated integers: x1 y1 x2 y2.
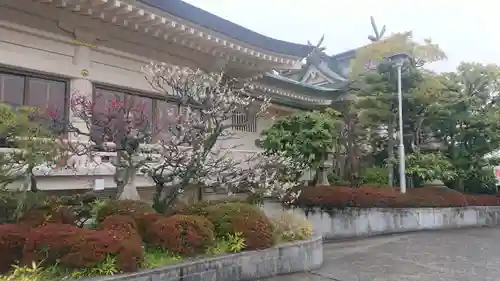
261 227 500 281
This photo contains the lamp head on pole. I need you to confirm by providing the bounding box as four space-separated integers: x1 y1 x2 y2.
385 52 413 68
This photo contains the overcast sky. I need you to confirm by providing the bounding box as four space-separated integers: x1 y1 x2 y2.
184 0 498 72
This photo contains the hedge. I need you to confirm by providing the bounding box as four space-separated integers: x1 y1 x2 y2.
174 201 276 250
295 185 500 209
146 215 215 256
22 222 143 272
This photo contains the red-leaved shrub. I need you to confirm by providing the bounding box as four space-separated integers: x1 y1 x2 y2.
296 185 500 208
147 215 214 255
99 215 144 271
131 212 164 241
96 199 154 222
20 206 77 227
0 224 28 273
465 195 500 206
100 214 138 232
408 187 468 207
203 202 275 250
22 223 143 272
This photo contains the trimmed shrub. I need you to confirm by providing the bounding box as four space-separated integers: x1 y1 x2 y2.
131 212 164 240
297 186 355 208
408 187 468 207
96 199 154 222
203 202 275 250
99 215 144 271
19 205 77 227
22 223 143 272
465 195 500 206
100 215 138 232
0 224 29 273
170 198 250 217
270 212 312 242
147 215 215 256
295 185 500 209
163 199 189 216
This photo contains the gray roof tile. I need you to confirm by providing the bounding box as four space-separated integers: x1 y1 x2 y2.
138 0 313 58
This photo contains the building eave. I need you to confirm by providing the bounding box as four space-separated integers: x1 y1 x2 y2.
251 83 333 105
136 0 313 58
33 0 307 70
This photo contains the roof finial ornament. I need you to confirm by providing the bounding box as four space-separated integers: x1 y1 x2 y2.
367 16 386 42
305 35 326 64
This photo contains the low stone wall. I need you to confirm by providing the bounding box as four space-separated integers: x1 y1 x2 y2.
80 235 323 281
262 202 500 240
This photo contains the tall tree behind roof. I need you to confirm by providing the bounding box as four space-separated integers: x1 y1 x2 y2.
349 18 447 78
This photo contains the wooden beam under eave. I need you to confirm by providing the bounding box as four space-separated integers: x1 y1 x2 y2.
263 103 298 119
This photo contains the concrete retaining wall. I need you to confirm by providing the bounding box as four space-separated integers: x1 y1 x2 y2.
261 202 500 240
82 235 323 281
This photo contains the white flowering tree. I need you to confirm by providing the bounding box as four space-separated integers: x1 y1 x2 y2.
143 63 299 212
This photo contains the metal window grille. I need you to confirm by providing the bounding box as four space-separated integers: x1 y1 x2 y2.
232 111 257 132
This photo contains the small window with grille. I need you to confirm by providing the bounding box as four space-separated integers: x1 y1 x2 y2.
231 111 257 132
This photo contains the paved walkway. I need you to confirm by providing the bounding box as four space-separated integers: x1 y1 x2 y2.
263 227 500 281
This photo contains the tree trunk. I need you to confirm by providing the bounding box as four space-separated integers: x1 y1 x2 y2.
387 116 394 187
118 167 140 200
346 115 356 187
334 140 342 175
114 151 126 198
26 164 38 192
316 154 330 185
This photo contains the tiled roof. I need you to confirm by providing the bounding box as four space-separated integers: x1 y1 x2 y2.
263 72 340 93
138 0 313 58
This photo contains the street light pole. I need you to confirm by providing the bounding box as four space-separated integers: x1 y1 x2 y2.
396 63 406 193
386 53 410 194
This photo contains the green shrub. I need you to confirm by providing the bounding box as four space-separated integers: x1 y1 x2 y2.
327 172 349 186
0 262 50 281
67 255 119 279
270 212 313 242
142 248 182 268
361 166 389 187
203 202 275 250
463 167 498 194
170 198 250 217
47 192 100 227
205 232 246 255
0 191 19 224
96 199 154 222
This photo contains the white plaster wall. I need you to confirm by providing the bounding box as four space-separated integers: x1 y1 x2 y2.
261 203 500 239
0 3 279 191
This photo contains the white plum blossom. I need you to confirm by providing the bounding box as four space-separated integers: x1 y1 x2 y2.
142 63 301 211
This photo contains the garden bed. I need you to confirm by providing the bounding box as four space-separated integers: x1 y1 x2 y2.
0 195 319 281
77 234 323 281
